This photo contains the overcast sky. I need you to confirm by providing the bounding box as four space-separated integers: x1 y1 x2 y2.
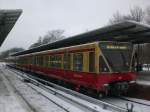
0 0 150 52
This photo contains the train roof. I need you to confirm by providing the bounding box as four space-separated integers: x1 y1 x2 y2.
0 9 22 46
12 20 150 56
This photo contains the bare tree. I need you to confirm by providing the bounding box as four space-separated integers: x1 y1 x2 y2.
42 30 65 45
109 6 144 24
145 7 150 24
29 36 42 49
109 6 150 64
109 11 124 24
0 47 25 59
129 6 144 22
29 29 65 49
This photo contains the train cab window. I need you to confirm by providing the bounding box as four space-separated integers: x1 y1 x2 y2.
64 53 71 70
73 53 83 71
89 52 95 72
99 56 109 72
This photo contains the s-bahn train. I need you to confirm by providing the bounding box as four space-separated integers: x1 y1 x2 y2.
11 41 137 97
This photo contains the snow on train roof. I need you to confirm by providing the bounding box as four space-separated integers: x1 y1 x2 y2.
12 20 150 56
0 9 22 46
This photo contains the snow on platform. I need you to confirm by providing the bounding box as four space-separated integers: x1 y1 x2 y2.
0 64 67 112
136 71 150 86
136 80 150 86
0 63 111 112
1 69 66 112
1 62 150 112
0 68 29 112
102 97 150 112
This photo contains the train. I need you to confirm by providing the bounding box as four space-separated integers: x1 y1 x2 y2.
10 41 137 98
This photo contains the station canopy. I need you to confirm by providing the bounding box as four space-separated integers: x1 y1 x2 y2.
0 9 22 46
13 20 150 56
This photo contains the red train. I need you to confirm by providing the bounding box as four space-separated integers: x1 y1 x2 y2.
11 41 136 97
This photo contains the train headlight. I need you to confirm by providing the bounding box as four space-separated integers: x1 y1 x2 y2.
129 81 136 84
104 84 109 87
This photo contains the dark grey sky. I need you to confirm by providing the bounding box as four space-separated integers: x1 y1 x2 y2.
0 0 149 51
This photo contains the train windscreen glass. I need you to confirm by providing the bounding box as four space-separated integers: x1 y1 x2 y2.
100 42 133 72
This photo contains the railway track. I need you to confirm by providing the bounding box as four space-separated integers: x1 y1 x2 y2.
101 96 150 112
1 68 79 112
8 65 150 112
4 67 111 112
0 69 37 112
6 66 134 112
118 96 150 107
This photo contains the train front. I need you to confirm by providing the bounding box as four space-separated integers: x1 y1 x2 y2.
98 42 137 95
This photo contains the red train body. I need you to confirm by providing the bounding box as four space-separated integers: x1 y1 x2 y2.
13 41 137 96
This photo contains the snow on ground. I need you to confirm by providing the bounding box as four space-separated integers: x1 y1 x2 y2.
5 67 111 112
34 83 111 112
2 68 67 112
137 71 150 82
30 84 111 112
101 97 150 112
4 62 150 112
2 62 150 112
0 70 30 112
125 97 150 105
136 80 150 86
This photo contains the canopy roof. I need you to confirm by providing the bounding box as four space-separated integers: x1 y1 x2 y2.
0 9 22 46
13 20 150 56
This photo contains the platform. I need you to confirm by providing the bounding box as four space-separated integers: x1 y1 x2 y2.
0 63 89 112
136 71 150 86
0 67 29 112
0 64 67 112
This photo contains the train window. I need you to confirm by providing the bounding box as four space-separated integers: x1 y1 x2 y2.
41 56 43 66
37 56 39 66
100 43 132 72
39 56 44 66
28 57 31 64
89 52 95 72
45 56 49 67
73 53 83 71
52 55 56 68
56 55 62 68
50 55 54 68
64 53 71 70
99 56 109 72
36 56 38 65
38 56 40 66
49 55 62 68
33 56 36 65
37 56 40 66
49 56 51 67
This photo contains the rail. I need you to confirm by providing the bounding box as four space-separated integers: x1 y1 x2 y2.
8 66 134 112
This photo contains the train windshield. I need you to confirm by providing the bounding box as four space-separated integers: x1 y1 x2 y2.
100 42 133 72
